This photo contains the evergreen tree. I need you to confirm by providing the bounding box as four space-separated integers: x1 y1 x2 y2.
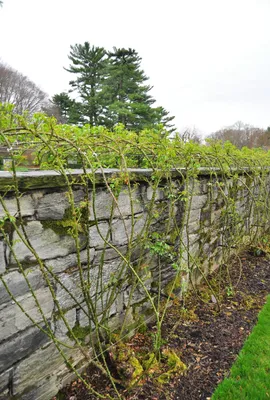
151 106 176 133
65 42 107 126
62 43 175 132
103 47 169 131
52 92 82 124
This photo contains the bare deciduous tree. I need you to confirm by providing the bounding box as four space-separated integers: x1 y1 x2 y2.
179 127 202 143
0 61 48 114
41 101 64 123
207 121 268 149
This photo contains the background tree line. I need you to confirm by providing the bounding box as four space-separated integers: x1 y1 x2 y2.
206 121 270 149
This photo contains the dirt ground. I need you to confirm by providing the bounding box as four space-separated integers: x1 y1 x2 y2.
54 249 270 400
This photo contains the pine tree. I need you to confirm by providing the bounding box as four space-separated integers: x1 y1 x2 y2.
103 48 157 131
65 42 107 126
62 43 175 132
52 93 83 124
151 106 176 133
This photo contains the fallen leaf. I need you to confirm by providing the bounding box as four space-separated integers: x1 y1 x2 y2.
211 295 217 303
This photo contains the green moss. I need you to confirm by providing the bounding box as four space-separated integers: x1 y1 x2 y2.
68 324 90 343
179 307 198 321
20 261 40 270
240 293 258 310
157 349 187 384
56 393 66 400
129 356 144 385
41 219 69 236
164 273 182 297
41 205 94 236
163 348 187 371
132 312 148 334
41 206 73 235
0 217 17 235
121 319 140 337
132 299 155 322
156 371 171 384
137 321 148 334
169 228 179 243
109 342 143 386
142 352 159 372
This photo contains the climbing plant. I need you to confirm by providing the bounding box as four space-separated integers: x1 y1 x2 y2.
0 103 270 398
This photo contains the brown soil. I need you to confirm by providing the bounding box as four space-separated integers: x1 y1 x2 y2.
54 249 270 400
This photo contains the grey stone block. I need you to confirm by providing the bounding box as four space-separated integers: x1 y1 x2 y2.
198 180 210 195
107 307 134 333
11 221 85 264
56 259 122 310
36 191 70 220
78 292 121 328
89 188 143 220
0 325 49 373
0 269 44 307
111 214 146 245
0 287 54 343
0 195 35 218
211 209 222 225
36 189 85 221
185 208 201 224
181 232 200 263
54 308 76 339
146 186 165 201
94 245 127 264
189 179 203 196
45 247 95 274
190 195 208 210
77 304 92 328
89 222 110 248
152 263 176 285
13 343 63 397
18 380 59 400
13 342 86 398
124 283 151 307
0 242 6 274
0 368 12 399
95 291 122 319
89 190 113 220
56 272 85 310
182 232 200 247
200 209 212 227
186 220 200 234
182 242 200 264
113 188 143 217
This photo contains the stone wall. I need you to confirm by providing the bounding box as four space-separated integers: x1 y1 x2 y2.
0 168 269 400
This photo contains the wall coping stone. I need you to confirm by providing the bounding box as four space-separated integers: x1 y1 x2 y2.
0 167 262 192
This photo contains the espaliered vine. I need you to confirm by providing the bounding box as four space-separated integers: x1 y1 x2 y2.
0 104 270 399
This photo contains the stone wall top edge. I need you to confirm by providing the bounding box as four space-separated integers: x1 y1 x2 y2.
0 167 268 192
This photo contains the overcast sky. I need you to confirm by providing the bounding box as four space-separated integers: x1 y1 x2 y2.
1 0 270 135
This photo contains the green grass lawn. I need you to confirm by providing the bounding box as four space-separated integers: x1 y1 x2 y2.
212 295 270 400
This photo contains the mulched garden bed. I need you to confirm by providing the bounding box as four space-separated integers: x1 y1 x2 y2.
54 249 270 400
